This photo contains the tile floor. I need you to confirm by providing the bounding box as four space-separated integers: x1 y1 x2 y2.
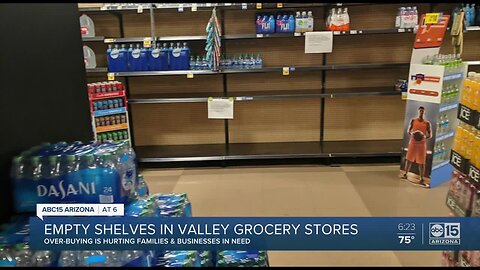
141 163 451 267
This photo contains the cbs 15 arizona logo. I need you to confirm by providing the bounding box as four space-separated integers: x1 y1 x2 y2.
429 223 460 245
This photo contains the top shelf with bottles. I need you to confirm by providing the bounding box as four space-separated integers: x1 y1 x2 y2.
78 3 373 12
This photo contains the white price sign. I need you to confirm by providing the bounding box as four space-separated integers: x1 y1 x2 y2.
208 97 234 119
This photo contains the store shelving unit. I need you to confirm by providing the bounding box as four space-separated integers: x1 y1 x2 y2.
80 2 478 165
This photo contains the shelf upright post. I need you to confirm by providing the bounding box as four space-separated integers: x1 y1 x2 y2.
112 9 136 148
320 5 329 159
149 3 156 39
220 7 229 167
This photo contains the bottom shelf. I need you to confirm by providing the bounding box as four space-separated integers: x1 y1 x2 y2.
135 139 402 163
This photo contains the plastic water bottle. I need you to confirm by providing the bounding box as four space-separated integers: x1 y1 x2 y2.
11 156 25 181
440 143 447 161
58 251 78 267
443 114 450 133
140 45 149 71
296 11 303 32
42 156 60 180
189 55 196 70
60 154 77 176
181 42 190 70
306 11 314 32
119 44 128 72
255 53 263 69
33 251 56 267
80 14 95 37
249 54 256 69
13 246 33 266
201 55 208 70
242 54 250 69
83 46 97 69
275 14 282 33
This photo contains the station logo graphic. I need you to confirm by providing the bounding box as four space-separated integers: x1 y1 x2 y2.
429 223 460 245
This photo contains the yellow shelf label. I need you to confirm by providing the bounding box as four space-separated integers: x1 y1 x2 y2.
277 3 283 8
256 3 262 9
425 13 441 24
107 73 115 81
187 73 194 79
143 38 152 48
104 38 115 43
282 67 289 76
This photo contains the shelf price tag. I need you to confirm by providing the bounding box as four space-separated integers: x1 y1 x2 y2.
137 5 143 13
398 28 406 33
191 3 197 11
350 30 357 35
178 4 184 12
425 13 441 24
242 3 248 9
224 3 232 6
104 38 115 43
282 67 290 76
256 33 263 38
107 73 115 81
187 72 194 79
277 3 283 8
256 3 262 9
294 32 301 36
333 31 341 35
143 37 152 48
206 3 212 7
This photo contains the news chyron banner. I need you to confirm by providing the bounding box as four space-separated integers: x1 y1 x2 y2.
29 205 480 251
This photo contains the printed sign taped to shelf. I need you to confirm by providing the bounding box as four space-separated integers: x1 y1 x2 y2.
425 13 441 25
143 37 152 48
107 73 115 81
208 97 234 119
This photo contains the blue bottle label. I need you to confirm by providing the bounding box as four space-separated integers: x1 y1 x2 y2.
172 48 181 58
132 50 140 59
151 49 160 58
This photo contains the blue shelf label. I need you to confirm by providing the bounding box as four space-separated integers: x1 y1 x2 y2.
94 107 126 117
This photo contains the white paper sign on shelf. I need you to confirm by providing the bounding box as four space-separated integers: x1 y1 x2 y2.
305 31 333 54
208 98 234 119
407 64 444 104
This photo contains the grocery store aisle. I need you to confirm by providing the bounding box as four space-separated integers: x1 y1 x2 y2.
141 164 450 267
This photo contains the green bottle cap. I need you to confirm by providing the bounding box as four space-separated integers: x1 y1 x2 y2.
31 156 41 165
65 154 76 162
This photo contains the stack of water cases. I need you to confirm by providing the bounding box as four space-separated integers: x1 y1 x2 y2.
87 81 132 145
107 42 191 72
3 141 269 267
442 71 480 267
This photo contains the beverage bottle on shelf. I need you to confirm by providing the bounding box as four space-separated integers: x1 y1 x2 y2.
60 154 77 176
243 54 250 69
256 15 263 34
443 114 450 133
301 11 308 32
249 53 256 69
225 54 232 69
107 44 115 71
440 143 447 161
332 8 343 31
295 11 303 32
306 11 314 32
140 44 148 71
395 8 402 28
201 55 208 70
129 44 141 71
326 9 333 30
255 53 263 69
268 14 276 34
473 73 480 111
181 42 190 70
275 14 282 33
80 14 95 37
119 44 128 72
190 55 197 70
167 42 175 70
438 114 445 134
281 14 289 32
462 72 476 107
83 46 97 69
237 54 243 69
288 13 296 32
342 8 350 31
159 43 169 71
465 127 476 160
433 144 439 164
